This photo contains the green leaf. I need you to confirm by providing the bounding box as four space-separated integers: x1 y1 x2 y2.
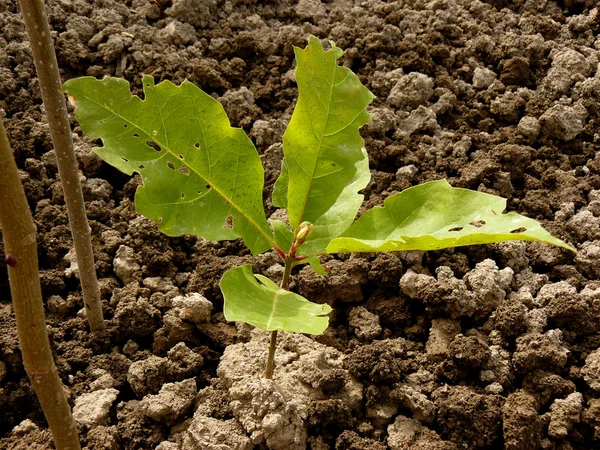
327 179 576 253
63 75 274 255
273 36 374 255
220 265 332 334
271 219 294 251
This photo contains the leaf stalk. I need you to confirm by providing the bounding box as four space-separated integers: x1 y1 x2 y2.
265 256 294 379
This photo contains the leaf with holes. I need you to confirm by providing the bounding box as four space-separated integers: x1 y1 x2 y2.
327 179 576 253
62 75 274 254
220 265 332 334
272 36 374 255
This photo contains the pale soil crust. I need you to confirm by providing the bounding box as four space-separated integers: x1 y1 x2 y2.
1 0 600 449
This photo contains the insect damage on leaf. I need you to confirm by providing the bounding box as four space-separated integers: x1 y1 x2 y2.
62 74 275 255
327 179 576 253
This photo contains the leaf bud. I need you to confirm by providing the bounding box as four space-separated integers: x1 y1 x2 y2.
295 221 314 247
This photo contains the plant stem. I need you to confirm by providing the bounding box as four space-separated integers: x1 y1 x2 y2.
265 256 294 379
0 117 81 450
17 0 105 332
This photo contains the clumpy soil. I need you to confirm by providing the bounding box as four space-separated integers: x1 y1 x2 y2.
1 0 600 448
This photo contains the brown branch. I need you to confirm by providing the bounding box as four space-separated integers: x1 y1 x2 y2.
17 0 105 331
0 116 81 449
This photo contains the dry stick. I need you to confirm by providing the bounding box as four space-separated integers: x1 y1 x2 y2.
0 117 81 450
18 0 105 331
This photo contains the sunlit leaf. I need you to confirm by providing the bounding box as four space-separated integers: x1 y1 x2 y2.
63 75 274 254
327 179 575 253
273 36 374 255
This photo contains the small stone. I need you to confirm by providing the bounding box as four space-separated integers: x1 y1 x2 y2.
396 164 418 181
473 67 497 89
426 318 461 359
173 293 213 324
12 419 39 435
73 388 119 428
348 306 381 341
82 178 113 201
540 104 587 141
89 371 116 390
517 116 541 139
48 295 70 317
159 20 197 46
113 245 140 285
64 248 79 279
127 355 170 398
388 72 434 109
166 0 216 28
140 378 197 425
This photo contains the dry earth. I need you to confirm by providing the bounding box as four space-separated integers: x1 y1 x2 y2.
1 0 600 449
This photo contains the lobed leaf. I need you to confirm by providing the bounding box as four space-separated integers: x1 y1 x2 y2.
220 265 332 334
273 36 374 255
327 179 576 253
63 75 274 255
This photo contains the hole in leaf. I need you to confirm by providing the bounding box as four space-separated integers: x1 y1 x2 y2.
123 124 128 128
469 220 486 228
178 154 184 159
138 164 145 169
205 184 211 190
158 217 163 223
146 140 161 152
194 143 200 148
224 216 233 229
448 227 463 232
121 157 129 162
510 227 527 234
167 162 176 170
181 192 185 198
179 167 189 175
133 133 140 138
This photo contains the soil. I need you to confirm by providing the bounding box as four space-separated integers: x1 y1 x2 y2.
1 0 600 448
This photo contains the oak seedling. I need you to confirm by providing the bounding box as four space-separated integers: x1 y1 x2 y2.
63 36 574 378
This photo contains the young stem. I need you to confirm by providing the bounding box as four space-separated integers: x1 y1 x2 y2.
265 257 294 379
17 0 105 332
0 117 81 450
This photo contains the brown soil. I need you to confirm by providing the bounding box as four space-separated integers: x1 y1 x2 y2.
1 0 600 449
